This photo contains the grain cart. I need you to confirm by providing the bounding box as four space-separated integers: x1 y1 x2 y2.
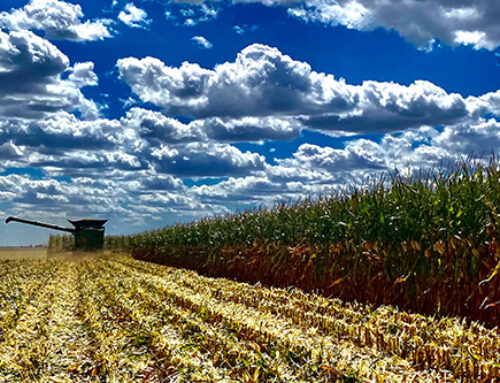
5 217 107 251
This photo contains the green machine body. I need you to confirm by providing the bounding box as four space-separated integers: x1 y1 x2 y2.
69 219 107 251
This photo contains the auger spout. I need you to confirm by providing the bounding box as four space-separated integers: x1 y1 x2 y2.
5 217 75 233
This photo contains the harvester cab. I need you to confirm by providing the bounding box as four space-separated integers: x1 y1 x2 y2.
5 216 107 251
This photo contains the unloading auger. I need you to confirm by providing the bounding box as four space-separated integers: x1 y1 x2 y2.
5 216 107 251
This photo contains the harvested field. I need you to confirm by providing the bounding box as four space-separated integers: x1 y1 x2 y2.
0 252 498 382
0 247 47 261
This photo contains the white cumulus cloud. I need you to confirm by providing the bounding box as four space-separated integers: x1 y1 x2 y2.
0 30 100 120
0 0 113 42
246 0 500 50
191 35 213 49
68 62 98 88
118 3 151 29
150 143 266 176
117 44 496 134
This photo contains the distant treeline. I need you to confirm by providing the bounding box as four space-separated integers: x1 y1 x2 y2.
68 159 500 326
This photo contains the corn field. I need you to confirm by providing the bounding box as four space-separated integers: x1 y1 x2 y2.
101 160 500 327
0 253 498 382
47 234 74 253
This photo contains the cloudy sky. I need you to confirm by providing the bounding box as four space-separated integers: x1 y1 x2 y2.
0 0 499 245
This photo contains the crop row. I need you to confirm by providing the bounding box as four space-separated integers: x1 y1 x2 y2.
102 160 500 326
107 256 500 381
1 255 498 381
0 260 97 382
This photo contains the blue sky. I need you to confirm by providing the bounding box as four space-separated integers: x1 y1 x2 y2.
0 0 499 245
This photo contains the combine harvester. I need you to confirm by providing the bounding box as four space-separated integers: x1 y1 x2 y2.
5 216 107 251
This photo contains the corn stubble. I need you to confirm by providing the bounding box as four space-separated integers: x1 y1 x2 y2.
0 255 498 382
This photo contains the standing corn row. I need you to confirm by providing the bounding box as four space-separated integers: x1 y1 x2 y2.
109 159 500 326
